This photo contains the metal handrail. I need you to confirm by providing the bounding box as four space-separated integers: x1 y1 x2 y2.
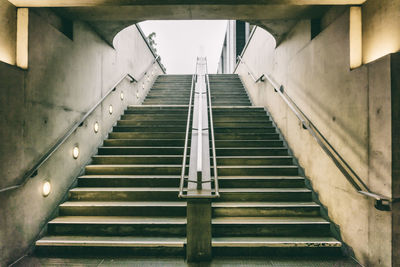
237 56 396 210
0 57 161 193
205 64 220 198
179 74 196 198
237 55 265 83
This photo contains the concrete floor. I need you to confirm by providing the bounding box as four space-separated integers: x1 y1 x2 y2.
13 256 361 267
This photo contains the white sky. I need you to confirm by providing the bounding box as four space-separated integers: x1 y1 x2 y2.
139 20 228 74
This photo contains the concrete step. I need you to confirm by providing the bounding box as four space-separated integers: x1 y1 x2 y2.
212 217 331 237
47 216 186 237
217 165 299 176
214 133 280 140
215 147 288 156
78 175 180 187
214 140 283 147
212 202 321 217
103 139 186 147
109 132 186 139
68 187 181 201
213 127 276 134
35 236 186 256
216 188 312 202
117 120 187 126
60 201 186 216
85 164 187 175
98 146 188 155
218 176 304 188
113 126 187 132
212 237 342 256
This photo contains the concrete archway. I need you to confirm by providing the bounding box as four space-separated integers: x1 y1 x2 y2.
9 0 366 46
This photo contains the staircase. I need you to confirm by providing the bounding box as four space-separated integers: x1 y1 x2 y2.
35 74 342 258
35 75 192 256
208 74 341 256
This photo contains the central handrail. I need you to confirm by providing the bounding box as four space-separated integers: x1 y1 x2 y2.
179 73 196 198
236 55 396 211
205 64 220 198
0 57 162 194
179 57 219 198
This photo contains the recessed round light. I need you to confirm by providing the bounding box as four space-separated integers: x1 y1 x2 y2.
72 146 79 159
42 181 51 197
109 105 113 114
94 122 99 133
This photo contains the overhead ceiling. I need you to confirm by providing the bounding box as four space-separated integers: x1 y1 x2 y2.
7 0 366 46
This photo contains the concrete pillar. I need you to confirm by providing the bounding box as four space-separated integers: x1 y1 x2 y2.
186 199 212 262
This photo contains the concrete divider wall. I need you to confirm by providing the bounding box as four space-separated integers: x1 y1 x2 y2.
0 7 162 265
236 6 397 267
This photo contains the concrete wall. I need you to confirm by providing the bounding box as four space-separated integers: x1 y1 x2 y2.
236 5 398 267
0 8 162 266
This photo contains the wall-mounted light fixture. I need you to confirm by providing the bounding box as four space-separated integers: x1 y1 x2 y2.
142 82 145 89
94 122 99 133
42 180 51 197
72 146 79 159
109 105 113 114
120 92 124 100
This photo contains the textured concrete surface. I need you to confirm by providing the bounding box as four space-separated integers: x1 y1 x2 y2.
14 255 361 267
0 8 162 266
236 5 398 267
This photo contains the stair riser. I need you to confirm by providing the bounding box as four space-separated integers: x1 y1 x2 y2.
117 121 187 126
69 191 180 201
35 247 185 257
217 192 312 202
215 141 283 147
215 133 280 140
218 167 299 176
216 157 292 165
104 139 186 147
98 147 188 155
60 206 186 216
125 110 189 114
85 166 187 175
91 157 291 165
78 178 180 187
48 224 186 237
92 156 186 165
216 149 288 156
109 133 186 139
113 127 187 132
121 115 189 120
218 179 304 188
212 247 342 257
214 122 273 127
212 207 321 217
212 224 331 237
214 128 276 134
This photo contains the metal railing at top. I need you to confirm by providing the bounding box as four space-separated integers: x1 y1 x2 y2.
237 55 397 211
0 57 162 194
179 57 219 198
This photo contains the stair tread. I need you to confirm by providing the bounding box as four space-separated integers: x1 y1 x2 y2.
79 175 180 179
212 217 329 224
49 216 186 224
61 201 186 207
218 176 304 179
70 187 180 192
36 236 186 247
219 188 311 193
212 237 341 247
212 202 319 207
